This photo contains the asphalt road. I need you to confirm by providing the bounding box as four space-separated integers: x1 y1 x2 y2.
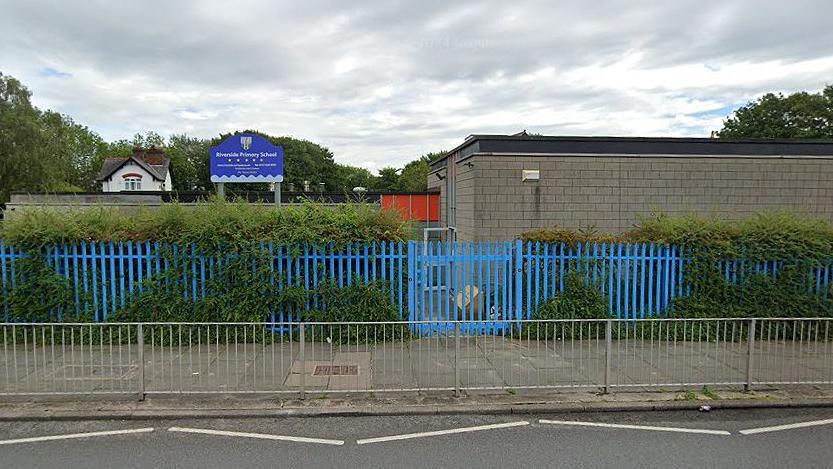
1 408 833 468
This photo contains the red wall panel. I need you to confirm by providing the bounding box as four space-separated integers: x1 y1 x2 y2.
380 194 439 221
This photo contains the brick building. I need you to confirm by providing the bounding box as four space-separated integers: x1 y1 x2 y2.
427 133 833 242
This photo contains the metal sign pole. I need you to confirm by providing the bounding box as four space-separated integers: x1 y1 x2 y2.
217 182 225 199
275 182 282 209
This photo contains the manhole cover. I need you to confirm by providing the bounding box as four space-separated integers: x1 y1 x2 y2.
313 365 358 376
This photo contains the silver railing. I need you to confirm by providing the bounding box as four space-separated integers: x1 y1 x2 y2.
0 319 831 398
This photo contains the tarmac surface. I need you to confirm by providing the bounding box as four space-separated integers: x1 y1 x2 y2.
1 407 833 468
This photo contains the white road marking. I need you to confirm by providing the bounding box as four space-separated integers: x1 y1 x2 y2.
0 428 154 446
539 419 731 436
356 420 529 445
739 418 833 435
167 427 344 446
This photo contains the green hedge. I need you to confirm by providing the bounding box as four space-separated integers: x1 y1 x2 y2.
1 199 409 247
521 211 833 262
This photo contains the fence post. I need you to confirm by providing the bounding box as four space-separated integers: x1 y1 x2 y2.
745 318 756 392
514 240 523 324
604 319 612 394
136 323 145 401
407 240 416 322
299 325 306 400
454 321 461 397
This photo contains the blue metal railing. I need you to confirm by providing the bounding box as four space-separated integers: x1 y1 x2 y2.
1 240 831 333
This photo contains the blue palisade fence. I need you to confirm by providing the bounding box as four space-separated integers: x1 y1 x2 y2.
1 240 831 334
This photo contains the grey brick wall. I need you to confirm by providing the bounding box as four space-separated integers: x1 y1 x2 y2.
427 172 446 229
441 154 833 242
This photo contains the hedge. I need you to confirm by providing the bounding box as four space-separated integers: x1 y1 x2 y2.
522 211 833 262
0 199 409 248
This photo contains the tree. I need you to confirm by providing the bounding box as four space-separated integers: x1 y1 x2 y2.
719 85 833 139
332 163 374 192
0 72 108 200
166 134 208 191
374 167 400 191
397 151 446 192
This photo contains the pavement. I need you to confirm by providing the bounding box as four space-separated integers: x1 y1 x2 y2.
2 407 833 468
2 333 830 395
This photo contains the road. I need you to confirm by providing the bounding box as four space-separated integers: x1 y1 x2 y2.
1 407 833 468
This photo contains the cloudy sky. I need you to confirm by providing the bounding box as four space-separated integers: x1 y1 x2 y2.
2 0 832 171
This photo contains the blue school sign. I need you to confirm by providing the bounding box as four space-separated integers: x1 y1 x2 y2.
210 133 284 182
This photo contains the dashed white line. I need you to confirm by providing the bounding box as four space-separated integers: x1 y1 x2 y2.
167 427 344 446
539 419 731 436
739 418 833 435
356 421 530 445
0 428 155 446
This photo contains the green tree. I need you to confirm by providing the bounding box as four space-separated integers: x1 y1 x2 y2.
166 134 208 191
374 167 400 191
397 151 446 192
0 73 108 200
719 85 833 138
332 163 374 192
0 73 45 201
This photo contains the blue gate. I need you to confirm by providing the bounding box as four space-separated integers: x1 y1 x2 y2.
408 241 518 335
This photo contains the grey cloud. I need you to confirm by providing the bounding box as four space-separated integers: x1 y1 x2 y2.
0 0 831 170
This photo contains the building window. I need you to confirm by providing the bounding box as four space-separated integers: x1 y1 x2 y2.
123 176 142 191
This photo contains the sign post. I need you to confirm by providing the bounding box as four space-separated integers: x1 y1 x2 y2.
210 133 284 207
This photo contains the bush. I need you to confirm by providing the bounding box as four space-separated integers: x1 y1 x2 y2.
303 279 410 343
669 260 833 319
626 211 833 261
520 226 622 247
522 211 833 262
0 257 78 322
1 198 409 248
524 272 609 339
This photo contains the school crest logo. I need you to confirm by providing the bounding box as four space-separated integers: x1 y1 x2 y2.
240 136 252 150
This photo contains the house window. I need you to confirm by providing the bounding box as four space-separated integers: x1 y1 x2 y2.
123 176 142 191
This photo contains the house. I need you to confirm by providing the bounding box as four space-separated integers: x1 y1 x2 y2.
97 146 172 192
428 133 833 242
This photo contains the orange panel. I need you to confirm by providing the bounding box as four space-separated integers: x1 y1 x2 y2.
380 194 439 221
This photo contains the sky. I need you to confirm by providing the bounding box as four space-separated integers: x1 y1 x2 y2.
1 0 832 172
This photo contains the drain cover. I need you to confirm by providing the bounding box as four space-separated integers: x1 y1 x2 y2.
313 365 358 376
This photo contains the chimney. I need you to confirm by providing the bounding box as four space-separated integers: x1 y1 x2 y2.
146 145 163 155
132 145 143 157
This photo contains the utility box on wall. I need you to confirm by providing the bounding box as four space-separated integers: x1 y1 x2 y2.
522 169 540 181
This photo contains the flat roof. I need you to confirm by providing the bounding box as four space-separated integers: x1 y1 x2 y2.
431 135 833 167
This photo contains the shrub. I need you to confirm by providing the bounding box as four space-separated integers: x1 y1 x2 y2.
669 260 833 319
520 226 622 247
525 272 609 339
1 198 409 248
303 279 410 343
626 211 833 261
0 257 78 322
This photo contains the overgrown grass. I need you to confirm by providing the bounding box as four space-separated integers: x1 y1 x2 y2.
1 198 409 247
